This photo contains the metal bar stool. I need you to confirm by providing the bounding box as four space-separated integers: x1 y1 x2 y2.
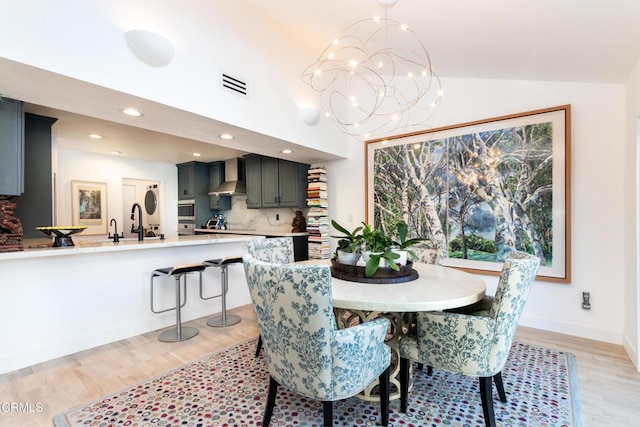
151 263 206 342
200 256 243 327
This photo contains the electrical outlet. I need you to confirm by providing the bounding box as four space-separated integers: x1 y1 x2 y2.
582 292 591 310
276 214 279 221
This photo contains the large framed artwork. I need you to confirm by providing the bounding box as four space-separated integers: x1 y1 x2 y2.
366 105 571 283
71 180 108 235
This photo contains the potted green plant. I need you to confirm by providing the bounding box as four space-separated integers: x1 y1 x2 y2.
331 219 363 265
361 222 400 277
392 220 426 265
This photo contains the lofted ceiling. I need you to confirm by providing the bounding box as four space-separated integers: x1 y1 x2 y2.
6 0 640 164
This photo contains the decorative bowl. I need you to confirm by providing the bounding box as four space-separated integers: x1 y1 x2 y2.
330 259 418 284
35 226 88 247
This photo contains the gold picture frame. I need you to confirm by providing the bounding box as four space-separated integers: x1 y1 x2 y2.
71 180 108 235
366 105 571 283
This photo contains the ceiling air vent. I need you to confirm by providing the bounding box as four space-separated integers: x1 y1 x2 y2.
221 72 248 98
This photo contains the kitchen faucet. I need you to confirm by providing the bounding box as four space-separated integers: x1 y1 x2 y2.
130 203 144 241
108 218 123 242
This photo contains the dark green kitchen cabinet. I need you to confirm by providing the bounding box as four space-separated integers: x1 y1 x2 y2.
176 161 211 226
260 156 280 208
13 113 57 238
0 98 24 196
244 154 309 209
177 162 196 200
209 161 231 210
244 155 263 208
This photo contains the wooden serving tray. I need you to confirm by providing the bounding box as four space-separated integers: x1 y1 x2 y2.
330 259 419 283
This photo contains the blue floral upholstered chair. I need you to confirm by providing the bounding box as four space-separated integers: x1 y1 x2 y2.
243 255 392 427
245 237 295 358
245 237 295 264
398 251 540 427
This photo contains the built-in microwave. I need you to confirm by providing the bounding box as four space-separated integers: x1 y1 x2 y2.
177 199 195 221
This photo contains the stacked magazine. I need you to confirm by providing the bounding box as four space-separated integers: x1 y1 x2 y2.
306 167 330 259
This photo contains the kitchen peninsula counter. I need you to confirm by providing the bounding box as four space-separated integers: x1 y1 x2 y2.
195 228 308 237
0 234 260 375
0 234 258 260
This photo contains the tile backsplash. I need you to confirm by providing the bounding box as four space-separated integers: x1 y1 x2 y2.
221 195 308 233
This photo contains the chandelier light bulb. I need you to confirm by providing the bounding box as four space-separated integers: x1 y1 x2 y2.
301 15 442 139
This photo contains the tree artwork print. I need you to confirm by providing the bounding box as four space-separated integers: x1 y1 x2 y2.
368 106 570 282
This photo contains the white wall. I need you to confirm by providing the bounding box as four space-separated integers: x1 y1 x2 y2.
327 77 627 345
623 58 640 368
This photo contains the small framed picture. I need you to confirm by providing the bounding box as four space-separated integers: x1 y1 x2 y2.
71 180 108 235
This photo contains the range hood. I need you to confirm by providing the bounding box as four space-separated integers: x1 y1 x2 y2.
209 158 246 195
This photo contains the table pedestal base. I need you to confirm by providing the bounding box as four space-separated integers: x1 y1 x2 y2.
334 308 413 401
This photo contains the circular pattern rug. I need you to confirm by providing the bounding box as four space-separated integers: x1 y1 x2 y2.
54 338 581 427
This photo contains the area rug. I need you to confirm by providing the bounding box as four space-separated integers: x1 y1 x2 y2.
53 337 582 427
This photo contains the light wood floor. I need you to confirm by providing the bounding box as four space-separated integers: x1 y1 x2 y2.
0 304 638 427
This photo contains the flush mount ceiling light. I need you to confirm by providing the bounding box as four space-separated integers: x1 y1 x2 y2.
125 29 175 67
301 0 442 139
121 108 143 117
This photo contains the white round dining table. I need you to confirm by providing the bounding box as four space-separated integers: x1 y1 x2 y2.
298 259 487 312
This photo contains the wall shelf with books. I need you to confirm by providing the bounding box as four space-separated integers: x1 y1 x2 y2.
307 166 330 259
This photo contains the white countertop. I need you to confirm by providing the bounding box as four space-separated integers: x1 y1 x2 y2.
0 234 264 261
195 228 308 237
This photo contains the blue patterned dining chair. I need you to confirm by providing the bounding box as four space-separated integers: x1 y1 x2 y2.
245 237 295 358
414 239 444 265
243 255 392 427
398 251 540 427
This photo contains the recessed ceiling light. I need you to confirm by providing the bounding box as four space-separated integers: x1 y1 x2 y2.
281 149 293 154
88 133 103 139
219 133 234 140
110 150 121 155
122 108 143 117
193 152 201 157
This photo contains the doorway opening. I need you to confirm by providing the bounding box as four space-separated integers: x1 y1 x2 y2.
122 178 161 238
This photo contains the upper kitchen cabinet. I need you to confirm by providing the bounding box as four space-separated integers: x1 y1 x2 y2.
208 161 231 210
0 98 24 196
244 155 263 209
177 161 210 201
244 154 309 209
177 162 197 200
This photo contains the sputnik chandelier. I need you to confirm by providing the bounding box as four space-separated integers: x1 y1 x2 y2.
301 0 442 140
